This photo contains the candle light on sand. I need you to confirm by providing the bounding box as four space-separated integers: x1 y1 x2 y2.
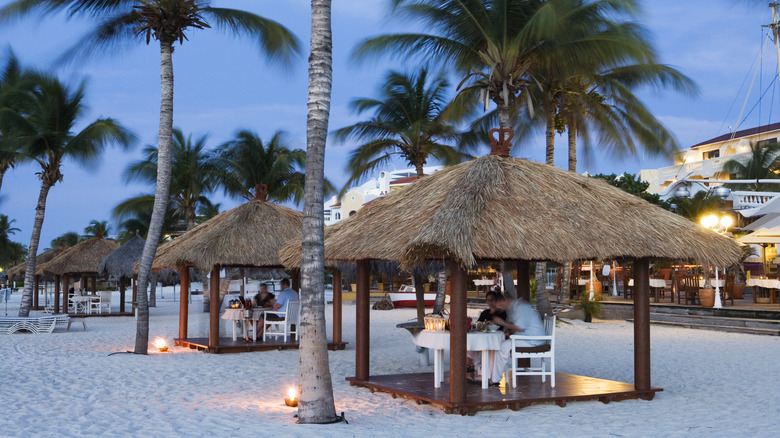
155 337 168 352
284 387 298 407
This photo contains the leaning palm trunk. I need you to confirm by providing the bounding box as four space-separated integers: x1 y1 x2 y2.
149 272 157 308
501 262 516 298
413 272 426 323
432 270 447 315
134 41 174 354
535 262 551 317
568 118 577 172
545 98 555 166
561 262 572 304
18 182 52 317
297 0 337 424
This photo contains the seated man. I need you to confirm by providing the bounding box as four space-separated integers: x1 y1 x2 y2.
487 295 545 386
259 279 300 336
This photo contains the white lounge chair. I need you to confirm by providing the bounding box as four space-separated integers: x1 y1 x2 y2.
263 300 300 342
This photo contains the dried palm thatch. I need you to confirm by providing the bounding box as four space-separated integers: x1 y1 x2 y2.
99 235 145 279
151 199 303 272
282 155 741 270
5 247 67 280
37 238 119 275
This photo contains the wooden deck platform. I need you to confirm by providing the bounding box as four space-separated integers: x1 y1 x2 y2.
346 372 661 415
175 337 347 354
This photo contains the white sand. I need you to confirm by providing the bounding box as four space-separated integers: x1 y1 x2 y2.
1 290 778 437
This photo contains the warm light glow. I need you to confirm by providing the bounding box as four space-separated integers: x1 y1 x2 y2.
701 214 718 229
720 216 733 230
154 337 168 352
287 387 296 401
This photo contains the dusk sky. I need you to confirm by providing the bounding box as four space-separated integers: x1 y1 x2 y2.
0 0 775 251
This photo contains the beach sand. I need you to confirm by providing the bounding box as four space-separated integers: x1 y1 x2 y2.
1 289 778 437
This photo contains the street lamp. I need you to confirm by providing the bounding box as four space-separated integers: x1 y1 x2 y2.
700 214 733 309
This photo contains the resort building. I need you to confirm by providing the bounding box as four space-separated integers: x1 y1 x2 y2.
324 165 443 225
640 122 780 216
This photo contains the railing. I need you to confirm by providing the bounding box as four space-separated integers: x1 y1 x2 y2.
732 191 780 209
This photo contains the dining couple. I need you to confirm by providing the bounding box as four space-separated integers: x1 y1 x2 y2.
467 290 545 386
250 279 299 338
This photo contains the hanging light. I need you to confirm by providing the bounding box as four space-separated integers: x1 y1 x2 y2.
712 186 731 198
674 184 690 198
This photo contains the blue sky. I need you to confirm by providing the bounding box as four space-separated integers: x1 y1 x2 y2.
0 0 775 251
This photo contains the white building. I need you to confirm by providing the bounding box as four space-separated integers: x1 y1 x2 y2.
324 165 443 225
639 122 780 214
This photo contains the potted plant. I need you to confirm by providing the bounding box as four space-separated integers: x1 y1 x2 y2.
579 295 601 323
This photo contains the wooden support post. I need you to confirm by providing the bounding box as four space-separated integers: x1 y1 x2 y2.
179 267 190 340
54 275 60 314
333 269 343 345
119 277 126 313
633 258 651 391
62 274 70 312
33 276 40 309
209 266 221 348
356 260 371 381
291 268 301 292
516 260 530 302
449 261 468 405
91 276 97 294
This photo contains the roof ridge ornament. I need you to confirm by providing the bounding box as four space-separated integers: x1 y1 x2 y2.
254 184 268 201
489 128 513 156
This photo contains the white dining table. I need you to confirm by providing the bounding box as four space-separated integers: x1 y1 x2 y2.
221 308 263 341
746 278 780 304
70 295 99 314
413 330 505 389
627 278 668 288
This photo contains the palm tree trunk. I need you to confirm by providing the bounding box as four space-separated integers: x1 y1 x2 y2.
134 41 174 354
497 104 510 130
297 0 337 424
535 261 552 317
0 164 8 195
545 97 556 166
149 272 157 307
432 270 447 315
414 162 425 178
568 117 577 172
501 261 515 299
413 272 427 324
561 262 572 304
18 182 52 317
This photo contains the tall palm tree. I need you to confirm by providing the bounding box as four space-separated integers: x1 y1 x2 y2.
7 71 135 317
50 231 79 248
722 141 780 191
333 68 470 192
0 214 23 268
124 128 216 230
0 0 300 353
211 130 325 205
298 0 337 424
0 50 31 195
82 219 110 240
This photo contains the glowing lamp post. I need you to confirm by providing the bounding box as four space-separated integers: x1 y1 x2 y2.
700 214 733 309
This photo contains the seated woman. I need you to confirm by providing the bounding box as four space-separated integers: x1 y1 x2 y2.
467 291 507 383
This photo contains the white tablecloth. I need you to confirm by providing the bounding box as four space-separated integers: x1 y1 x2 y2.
627 279 668 288
698 279 725 288
221 308 263 341
414 330 505 389
746 278 780 289
473 279 495 287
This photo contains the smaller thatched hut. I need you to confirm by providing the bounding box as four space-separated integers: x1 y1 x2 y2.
99 235 145 314
38 237 118 314
5 247 67 310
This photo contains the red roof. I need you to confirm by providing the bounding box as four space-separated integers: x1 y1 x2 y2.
691 122 780 147
390 174 425 185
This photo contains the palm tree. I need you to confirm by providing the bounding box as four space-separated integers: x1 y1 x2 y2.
211 130 325 205
124 128 217 230
50 231 79 248
722 141 780 191
0 214 23 268
82 219 110 240
0 50 34 195
333 68 470 192
7 71 135 317
298 0 337 423
0 0 300 353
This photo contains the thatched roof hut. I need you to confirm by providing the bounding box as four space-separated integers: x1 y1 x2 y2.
99 235 145 279
37 237 119 275
151 199 302 272
6 247 67 280
281 155 740 269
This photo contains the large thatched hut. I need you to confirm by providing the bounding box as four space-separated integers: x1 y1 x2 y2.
37 237 119 314
99 235 145 314
5 246 67 310
150 196 343 353
282 146 741 414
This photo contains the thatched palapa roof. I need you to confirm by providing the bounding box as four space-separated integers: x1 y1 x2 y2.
280 155 741 269
37 237 119 275
5 247 67 280
151 199 303 272
99 235 145 279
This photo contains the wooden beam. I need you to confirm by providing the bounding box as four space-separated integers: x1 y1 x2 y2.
333 269 342 345
449 261 467 405
179 267 190 340
291 268 301 292
633 258 651 391
54 274 60 314
516 260 530 301
62 274 70 312
132 274 138 315
33 276 40 309
356 259 371 381
209 266 220 348
119 277 126 313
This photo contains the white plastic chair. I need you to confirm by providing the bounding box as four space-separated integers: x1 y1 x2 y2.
89 295 101 314
98 291 112 313
510 314 556 388
262 300 300 342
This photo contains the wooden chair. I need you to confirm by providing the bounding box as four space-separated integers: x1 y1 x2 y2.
510 315 556 388
723 274 735 306
682 276 699 305
263 300 300 342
